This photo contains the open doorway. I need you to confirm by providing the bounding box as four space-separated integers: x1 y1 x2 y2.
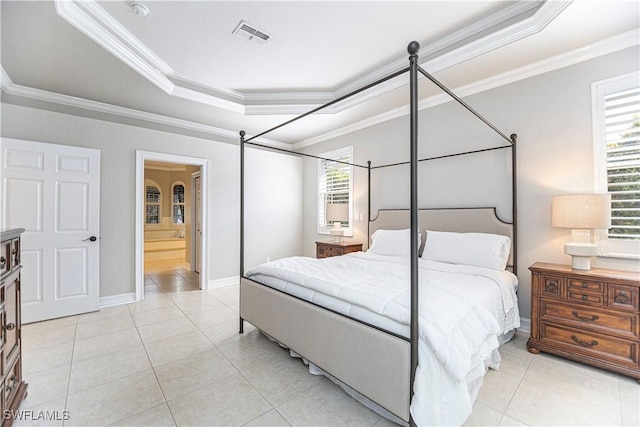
135 151 209 300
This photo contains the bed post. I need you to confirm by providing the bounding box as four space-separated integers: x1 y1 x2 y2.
239 130 246 334
408 40 420 427
510 133 518 274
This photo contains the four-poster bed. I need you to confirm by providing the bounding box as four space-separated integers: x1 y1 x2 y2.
238 42 519 426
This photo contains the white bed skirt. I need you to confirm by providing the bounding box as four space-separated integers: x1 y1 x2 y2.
263 328 516 426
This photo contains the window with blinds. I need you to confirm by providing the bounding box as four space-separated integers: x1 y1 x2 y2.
145 185 161 225
603 83 639 240
593 73 640 258
172 183 185 224
317 147 353 235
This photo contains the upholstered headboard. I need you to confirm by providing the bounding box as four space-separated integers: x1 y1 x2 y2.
369 207 515 268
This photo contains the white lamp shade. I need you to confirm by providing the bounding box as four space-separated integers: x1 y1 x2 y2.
326 203 349 223
551 194 611 229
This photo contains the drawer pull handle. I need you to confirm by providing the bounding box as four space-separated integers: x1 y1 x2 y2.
571 335 598 347
545 281 559 293
4 323 15 331
0 257 5 269
582 295 588 301
571 311 599 322
582 282 589 288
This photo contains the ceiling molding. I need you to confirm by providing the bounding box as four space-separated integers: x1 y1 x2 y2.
51 0 571 116
0 68 289 150
292 28 640 150
2 28 635 151
54 0 175 95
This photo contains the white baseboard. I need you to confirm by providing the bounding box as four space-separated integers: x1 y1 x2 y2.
100 293 137 308
208 276 240 290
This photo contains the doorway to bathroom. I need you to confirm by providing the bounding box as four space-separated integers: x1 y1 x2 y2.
135 151 209 300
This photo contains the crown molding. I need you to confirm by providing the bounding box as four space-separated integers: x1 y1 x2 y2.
292 28 640 150
54 0 175 95
50 0 570 116
0 69 289 150
2 28 636 151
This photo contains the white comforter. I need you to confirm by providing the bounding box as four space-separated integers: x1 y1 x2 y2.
245 252 520 426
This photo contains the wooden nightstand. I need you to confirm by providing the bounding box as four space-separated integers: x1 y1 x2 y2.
527 262 640 382
316 241 363 259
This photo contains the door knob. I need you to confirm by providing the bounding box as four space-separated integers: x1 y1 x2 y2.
83 236 98 242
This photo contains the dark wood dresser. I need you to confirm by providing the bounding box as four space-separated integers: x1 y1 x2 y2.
1 229 27 423
528 262 640 382
316 241 363 259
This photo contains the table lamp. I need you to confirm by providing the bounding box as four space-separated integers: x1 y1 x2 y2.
551 194 611 270
326 203 349 242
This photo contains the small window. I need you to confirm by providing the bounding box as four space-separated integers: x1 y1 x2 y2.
592 72 640 258
172 182 185 224
317 147 353 236
145 184 161 225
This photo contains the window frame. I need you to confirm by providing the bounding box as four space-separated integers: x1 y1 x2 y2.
317 146 354 237
171 181 186 225
591 71 640 260
144 180 162 226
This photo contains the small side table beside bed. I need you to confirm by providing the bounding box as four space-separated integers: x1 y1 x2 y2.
527 262 640 383
316 241 363 259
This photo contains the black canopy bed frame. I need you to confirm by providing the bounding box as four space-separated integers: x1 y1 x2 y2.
238 41 518 425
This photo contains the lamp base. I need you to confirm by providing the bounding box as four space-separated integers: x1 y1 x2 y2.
330 222 343 243
565 242 597 270
570 255 592 270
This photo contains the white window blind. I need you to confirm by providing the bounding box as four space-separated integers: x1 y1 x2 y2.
603 85 640 240
145 185 161 225
172 183 185 224
317 147 353 235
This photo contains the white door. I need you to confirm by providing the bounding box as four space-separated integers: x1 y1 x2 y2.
1 138 100 323
193 174 201 273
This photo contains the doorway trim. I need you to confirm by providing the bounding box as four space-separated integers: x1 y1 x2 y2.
135 150 209 301
190 170 201 274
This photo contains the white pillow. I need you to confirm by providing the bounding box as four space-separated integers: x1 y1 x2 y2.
367 229 421 256
422 230 511 270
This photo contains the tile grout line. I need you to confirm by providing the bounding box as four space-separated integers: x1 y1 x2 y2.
496 345 536 426
60 316 79 427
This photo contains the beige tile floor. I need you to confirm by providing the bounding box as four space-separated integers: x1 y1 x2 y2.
15 260 640 426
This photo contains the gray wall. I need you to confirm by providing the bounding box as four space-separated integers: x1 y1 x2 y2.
300 46 640 323
0 105 303 298
1 46 637 322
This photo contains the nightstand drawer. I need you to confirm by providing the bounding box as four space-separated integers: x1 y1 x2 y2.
541 299 639 339
318 246 338 258
608 284 639 311
315 242 363 259
541 275 564 299
569 279 603 293
567 290 604 305
540 322 639 368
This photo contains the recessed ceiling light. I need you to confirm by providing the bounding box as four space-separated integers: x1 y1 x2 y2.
129 2 150 17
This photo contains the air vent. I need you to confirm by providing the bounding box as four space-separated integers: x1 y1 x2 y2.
232 20 272 45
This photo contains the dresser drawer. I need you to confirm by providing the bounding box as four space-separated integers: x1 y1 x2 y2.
567 289 604 305
569 279 604 293
3 357 20 412
540 299 639 339
317 246 338 258
540 322 639 368
608 284 639 311
540 275 564 299
316 242 362 259
0 240 9 276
